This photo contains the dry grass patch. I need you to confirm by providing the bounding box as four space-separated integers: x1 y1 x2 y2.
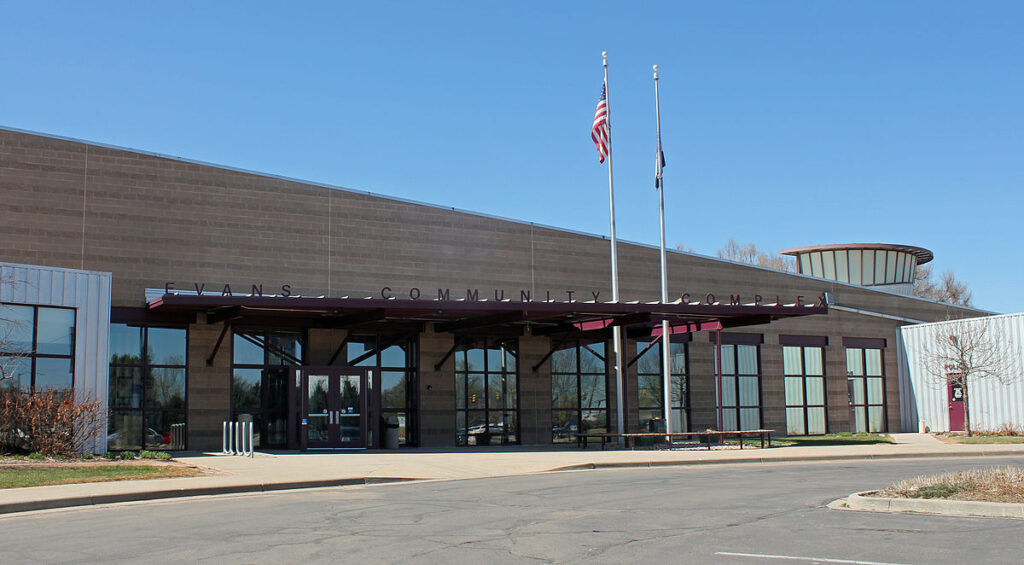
877 466 1024 504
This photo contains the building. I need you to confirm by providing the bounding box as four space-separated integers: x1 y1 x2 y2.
0 126 985 452
897 312 1024 433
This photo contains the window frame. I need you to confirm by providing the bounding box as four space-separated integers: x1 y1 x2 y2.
108 323 188 451
782 344 828 436
345 333 419 446
550 338 610 443
714 339 763 431
454 336 519 446
844 342 887 433
230 328 306 449
634 337 690 432
0 303 77 393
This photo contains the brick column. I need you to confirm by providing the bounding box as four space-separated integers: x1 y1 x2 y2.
623 338 639 433
826 338 850 433
517 333 551 445
186 314 231 451
688 338 718 430
417 325 455 446
760 334 786 432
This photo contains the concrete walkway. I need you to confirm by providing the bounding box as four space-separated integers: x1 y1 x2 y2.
2 435 1024 515
889 432 947 446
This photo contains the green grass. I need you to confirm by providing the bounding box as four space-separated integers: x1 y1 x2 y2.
948 435 1024 444
0 465 201 489
703 432 892 448
909 483 963 498
769 433 894 447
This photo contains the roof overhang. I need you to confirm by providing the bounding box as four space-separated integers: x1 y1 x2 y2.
780 243 933 265
146 294 827 338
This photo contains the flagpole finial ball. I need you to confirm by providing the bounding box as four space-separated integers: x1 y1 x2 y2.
602 51 607 58
653 64 659 71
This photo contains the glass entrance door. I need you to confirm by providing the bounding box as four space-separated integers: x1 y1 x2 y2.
298 369 370 449
337 374 363 445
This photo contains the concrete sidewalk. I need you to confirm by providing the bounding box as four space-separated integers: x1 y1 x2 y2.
2 434 1023 516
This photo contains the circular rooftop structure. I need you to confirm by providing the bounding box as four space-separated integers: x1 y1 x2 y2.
779 243 933 295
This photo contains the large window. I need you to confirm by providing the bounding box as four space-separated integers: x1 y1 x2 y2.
783 345 827 435
108 324 186 450
634 338 688 432
551 340 608 443
455 338 518 446
0 304 75 393
846 344 886 433
715 341 762 431
346 334 418 446
232 329 304 448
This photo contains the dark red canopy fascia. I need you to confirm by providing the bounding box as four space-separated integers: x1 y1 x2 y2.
147 293 826 336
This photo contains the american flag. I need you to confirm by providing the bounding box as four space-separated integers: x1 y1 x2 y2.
592 84 609 163
655 146 666 189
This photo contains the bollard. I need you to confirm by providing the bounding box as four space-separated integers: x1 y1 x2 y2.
222 420 255 457
245 421 254 457
171 423 186 450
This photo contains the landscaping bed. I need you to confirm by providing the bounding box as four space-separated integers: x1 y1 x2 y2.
874 466 1024 504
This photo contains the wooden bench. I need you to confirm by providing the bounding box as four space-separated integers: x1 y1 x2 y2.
576 429 774 450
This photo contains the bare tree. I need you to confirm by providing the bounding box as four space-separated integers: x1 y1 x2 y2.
716 237 795 272
924 317 1022 436
914 264 972 306
675 243 694 253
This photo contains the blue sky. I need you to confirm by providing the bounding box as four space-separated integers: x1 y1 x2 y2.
2 2 1021 312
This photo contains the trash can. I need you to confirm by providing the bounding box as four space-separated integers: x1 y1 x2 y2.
384 415 400 449
647 417 667 446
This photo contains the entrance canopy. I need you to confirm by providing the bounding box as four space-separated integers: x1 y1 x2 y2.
146 293 826 339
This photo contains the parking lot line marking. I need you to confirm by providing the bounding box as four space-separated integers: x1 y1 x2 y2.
715 552 913 565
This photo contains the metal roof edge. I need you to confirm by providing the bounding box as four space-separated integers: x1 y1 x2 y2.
900 310 1024 330
0 260 112 279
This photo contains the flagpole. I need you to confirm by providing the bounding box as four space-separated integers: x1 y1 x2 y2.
654 65 673 436
603 51 626 437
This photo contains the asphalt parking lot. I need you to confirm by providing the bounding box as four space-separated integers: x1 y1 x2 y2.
3 455 1023 564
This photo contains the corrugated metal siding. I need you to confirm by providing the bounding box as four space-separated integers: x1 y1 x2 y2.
896 330 919 432
900 312 1024 432
0 262 112 452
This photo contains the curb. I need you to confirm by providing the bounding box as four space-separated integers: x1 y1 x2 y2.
0 477 420 516
3 448 1023 517
846 490 1024 519
548 448 1024 472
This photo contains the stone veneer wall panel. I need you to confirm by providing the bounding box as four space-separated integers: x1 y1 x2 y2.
186 315 231 450
517 335 552 445
417 326 455 446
